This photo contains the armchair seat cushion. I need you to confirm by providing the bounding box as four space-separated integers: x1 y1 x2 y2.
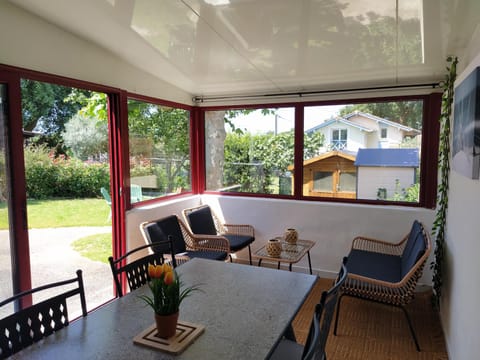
186 250 228 261
347 249 402 283
223 234 255 252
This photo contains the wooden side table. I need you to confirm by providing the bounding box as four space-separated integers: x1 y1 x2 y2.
253 239 315 274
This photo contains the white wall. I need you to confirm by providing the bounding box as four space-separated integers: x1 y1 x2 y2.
439 47 480 359
0 1 191 104
357 167 416 200
126 194 435 281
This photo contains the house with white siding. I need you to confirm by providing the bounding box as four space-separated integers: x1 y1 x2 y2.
307 111 421 152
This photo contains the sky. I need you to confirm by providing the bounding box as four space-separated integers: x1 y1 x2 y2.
228 105 347 134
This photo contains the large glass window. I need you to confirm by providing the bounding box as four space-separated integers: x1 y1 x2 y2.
128 99 190 201
205 108 297 195
20 79 113 316
304 100 423 202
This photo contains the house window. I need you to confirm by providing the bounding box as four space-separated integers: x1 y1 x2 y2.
203 94 440 208
331 129 347 150
339 172 356 192
381 128 388 138
313 171 333 192
127 98 191 203
204 107 295 195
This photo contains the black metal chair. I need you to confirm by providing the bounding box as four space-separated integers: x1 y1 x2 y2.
270 257 348 360
0 270 87 359
108 240 176 297
182 204 255 264
140 215 230 264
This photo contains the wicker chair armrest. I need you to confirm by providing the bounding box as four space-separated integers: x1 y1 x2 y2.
189 234 231 253
222 224 255 237
351 236 404 256
347 271 418 289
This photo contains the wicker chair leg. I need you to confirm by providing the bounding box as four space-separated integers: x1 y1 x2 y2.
229 254 233 262
400 305 421 352
248 245 252 265
333 293 345 336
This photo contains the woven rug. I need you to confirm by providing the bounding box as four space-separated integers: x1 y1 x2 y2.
292 278 448 360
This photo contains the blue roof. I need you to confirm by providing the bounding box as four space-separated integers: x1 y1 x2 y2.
354 148 419 167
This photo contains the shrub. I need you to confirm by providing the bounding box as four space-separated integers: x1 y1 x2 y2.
24 145 110 199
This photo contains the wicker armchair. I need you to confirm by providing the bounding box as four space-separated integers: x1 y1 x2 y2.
182 204 255 264
333 220 432 352
140 215 230 265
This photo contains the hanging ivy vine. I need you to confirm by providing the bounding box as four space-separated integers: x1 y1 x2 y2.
431 56 458 307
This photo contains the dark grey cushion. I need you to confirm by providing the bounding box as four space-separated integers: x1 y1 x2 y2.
401 232 426 278
400 220 426 278
186 250 228 261
347 249 402 283
223 234 254 251
187 206 217 235
150 215 187 254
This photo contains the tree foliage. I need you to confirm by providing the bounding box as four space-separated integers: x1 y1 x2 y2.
128 100 190 193
339 101 423 129
62 114 108 161
224 130 324 193
21 79 89 134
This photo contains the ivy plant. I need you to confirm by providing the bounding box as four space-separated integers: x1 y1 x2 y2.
431 56 458 307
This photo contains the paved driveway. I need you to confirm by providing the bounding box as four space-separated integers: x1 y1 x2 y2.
0 227 114 318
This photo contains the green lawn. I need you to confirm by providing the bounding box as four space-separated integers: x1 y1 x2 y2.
0 198 110 229
0 198 112 263
71 232 112 264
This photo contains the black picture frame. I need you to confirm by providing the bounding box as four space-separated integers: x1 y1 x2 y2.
452 67 480 179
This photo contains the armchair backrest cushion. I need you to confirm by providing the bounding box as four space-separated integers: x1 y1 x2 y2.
186 206 217 235
144 215 187 254
400 220 426 278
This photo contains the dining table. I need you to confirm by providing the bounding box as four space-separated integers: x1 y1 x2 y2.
12 258 317 359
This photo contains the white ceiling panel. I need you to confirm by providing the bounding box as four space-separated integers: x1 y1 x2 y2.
8 0 480 97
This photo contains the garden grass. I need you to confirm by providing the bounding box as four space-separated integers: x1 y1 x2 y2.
71 232 112 264
0 198 110 229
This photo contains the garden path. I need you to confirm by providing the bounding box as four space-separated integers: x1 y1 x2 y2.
0 226 113 318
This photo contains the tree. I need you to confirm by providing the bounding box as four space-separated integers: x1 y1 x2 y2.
62 114 108 161
21 79 95 155
223 130 324 193
339 101 423 129
128 100 190 193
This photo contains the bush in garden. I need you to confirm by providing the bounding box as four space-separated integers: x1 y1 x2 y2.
24 145 110 199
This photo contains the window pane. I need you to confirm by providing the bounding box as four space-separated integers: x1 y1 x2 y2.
339 172 356 192
21 79 113 316
205 108 294 195
0 84 13 318
304 100 423 202
313 171 332 192
128 99 190 200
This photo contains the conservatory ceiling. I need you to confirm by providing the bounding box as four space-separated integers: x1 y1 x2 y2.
9 0 480 98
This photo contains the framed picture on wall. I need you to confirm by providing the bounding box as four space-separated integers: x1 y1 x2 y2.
452 67 480 179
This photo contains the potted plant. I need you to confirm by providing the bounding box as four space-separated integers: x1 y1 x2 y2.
139 263 201 338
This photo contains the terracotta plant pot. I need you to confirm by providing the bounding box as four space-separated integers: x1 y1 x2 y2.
285 228 298 244
155 311 179 339
266 238 282 257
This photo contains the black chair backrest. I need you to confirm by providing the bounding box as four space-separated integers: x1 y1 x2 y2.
0 270 87 359
108 240 175 297
148 215 191 254
302 257 348 360
186 206 217 235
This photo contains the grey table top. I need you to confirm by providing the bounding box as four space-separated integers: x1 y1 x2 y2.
12 258 317 360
